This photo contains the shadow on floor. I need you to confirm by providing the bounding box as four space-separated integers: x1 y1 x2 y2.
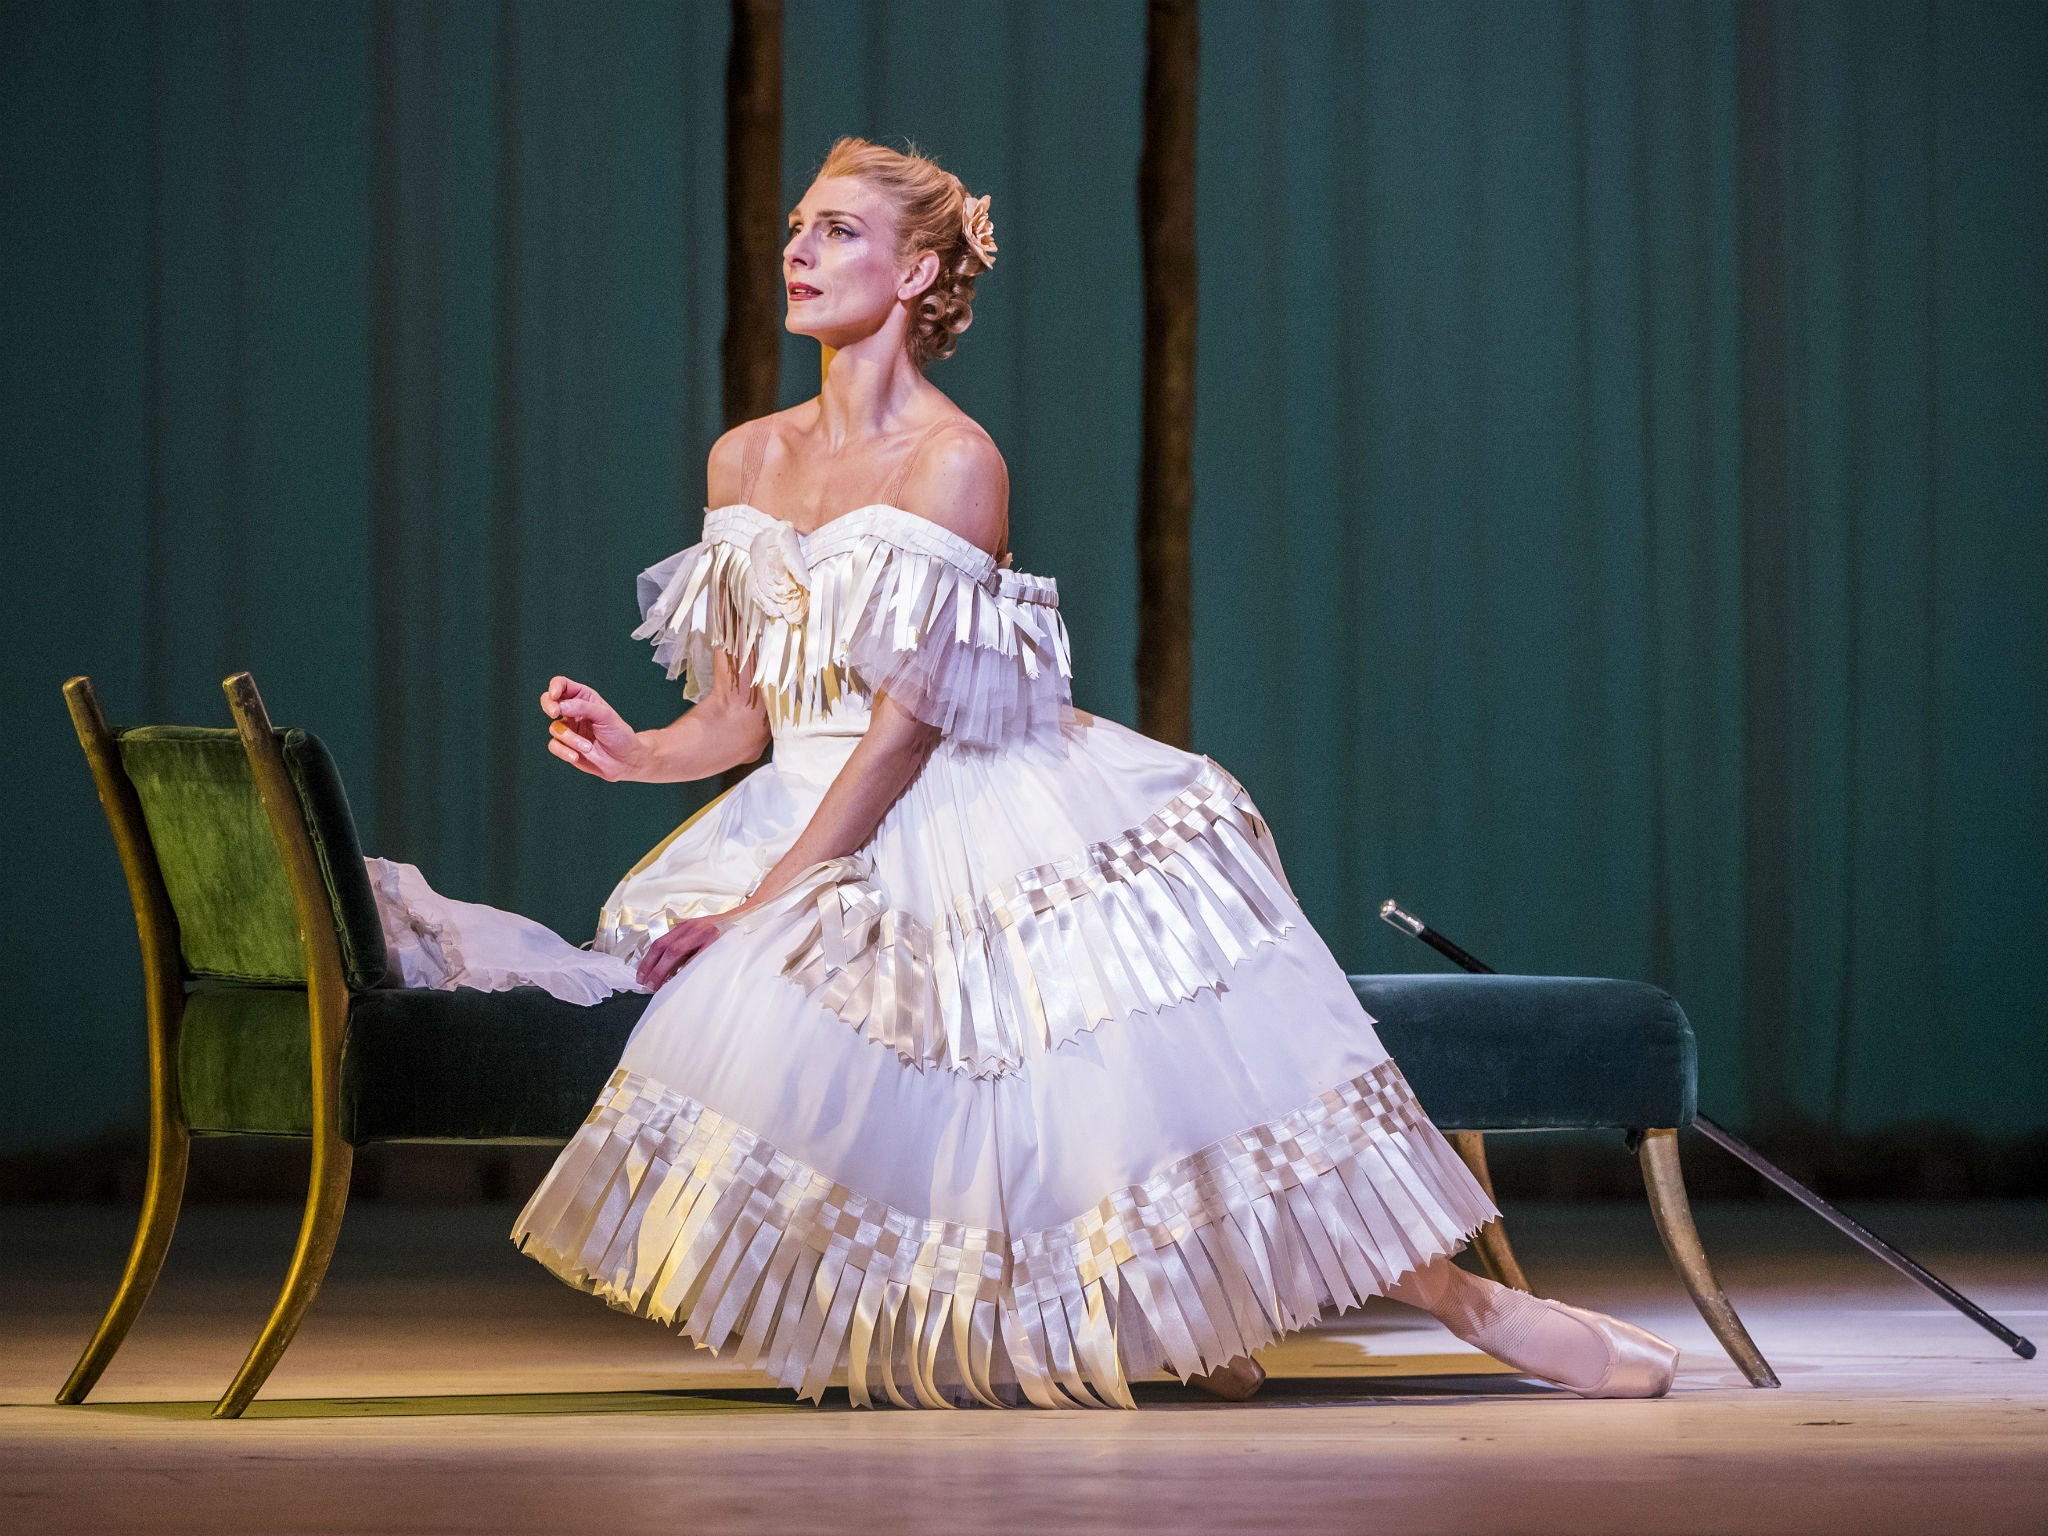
69 1366 1556 1421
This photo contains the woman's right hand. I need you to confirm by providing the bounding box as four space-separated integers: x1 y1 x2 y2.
541 676 646 781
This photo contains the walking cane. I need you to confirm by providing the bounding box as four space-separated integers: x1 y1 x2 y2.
1379 899 2037 1362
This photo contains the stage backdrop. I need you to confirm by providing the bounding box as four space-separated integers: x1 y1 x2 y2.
4 0 2042 1162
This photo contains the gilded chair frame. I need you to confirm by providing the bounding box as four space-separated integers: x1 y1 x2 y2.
1637 1127 1779 1386
55 673 356 1418
54 676 192 1410
214 669 358 1419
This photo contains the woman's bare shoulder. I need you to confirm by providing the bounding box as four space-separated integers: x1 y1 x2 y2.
706 405 810 507
903 412 1008 557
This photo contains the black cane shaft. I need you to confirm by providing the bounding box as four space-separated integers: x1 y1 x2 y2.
1421 927 1494 976
1380 901 1495 975
1692 1115 2035 1359
1377 899 2038 1362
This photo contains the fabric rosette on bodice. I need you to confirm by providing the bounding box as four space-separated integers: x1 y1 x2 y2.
747 518 812 624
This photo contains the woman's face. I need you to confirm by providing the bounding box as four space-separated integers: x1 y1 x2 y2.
783 175 927 346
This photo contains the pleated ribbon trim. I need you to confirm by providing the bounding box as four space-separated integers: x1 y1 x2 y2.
630 506 1074 750
718 762 1303 1079
510 1058 1498 1410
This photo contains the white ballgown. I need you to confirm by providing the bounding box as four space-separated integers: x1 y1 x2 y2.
375 501 1498 1409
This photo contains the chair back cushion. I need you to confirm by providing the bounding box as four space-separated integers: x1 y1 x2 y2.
178 983 314 1134
118 726 388 989
1352 973 1696 1131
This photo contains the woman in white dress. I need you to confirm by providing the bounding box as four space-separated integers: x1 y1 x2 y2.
395 136 1680 1410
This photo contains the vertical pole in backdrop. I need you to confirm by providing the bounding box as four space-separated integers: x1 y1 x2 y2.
722 0 783 433
487 0 526 903
1736 0 1796 1132
1137 0 1198 749
721 0 783 793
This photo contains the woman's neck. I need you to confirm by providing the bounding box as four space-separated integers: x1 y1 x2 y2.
809 336 930 447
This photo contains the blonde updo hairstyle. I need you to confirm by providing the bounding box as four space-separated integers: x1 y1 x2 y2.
817 136 991 370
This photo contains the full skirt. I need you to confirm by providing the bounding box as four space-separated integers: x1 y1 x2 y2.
506 705 1498 1408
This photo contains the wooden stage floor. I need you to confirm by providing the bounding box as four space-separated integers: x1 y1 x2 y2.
2 1195 2041 1534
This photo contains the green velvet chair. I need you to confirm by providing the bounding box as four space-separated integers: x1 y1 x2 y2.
1357 973 1778 1387
56 672 653 1419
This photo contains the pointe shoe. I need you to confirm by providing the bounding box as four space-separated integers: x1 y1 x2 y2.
1188 1354 1267 1401
1477 1293 1681 1399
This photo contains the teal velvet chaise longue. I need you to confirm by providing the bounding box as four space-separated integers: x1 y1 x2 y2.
56 670 1776 1419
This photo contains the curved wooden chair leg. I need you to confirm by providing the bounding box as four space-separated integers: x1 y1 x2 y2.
216 671 362 1420
55 1125 190 1404
58 674 193 1405
212 1131 353 1419
1638 1127 1780 1387
1447 1131 1531 1292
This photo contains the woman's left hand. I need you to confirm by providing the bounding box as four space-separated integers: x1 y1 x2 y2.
636 917 726 990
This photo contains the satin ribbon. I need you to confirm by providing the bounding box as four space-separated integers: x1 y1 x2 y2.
768 767 1303 1079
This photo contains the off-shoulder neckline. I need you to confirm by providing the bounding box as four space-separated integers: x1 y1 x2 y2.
706 502 1004 575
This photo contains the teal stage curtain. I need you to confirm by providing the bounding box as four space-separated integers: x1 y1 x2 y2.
4 0 2043 1158
1179 0 2046 1137
4 0 733 1157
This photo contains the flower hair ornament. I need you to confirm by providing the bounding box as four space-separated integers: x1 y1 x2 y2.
954 176 997 270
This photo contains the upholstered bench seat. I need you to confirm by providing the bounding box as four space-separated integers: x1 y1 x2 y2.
179 982 650 1143
176 972 1695 1146
1355 974 1697 1133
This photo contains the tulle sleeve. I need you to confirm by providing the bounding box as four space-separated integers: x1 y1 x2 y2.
628 536 755 702
837 541 1074 750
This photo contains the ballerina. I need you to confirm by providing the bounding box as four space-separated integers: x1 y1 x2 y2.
379 135 1680 1409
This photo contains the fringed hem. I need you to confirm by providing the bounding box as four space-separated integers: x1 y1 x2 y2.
510 1059 1499 1410
837 540 1071 751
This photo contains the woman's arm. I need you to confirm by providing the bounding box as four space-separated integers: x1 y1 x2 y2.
629 653 773 782
744 692 939 902
543 647 770 783
545 423 777 783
